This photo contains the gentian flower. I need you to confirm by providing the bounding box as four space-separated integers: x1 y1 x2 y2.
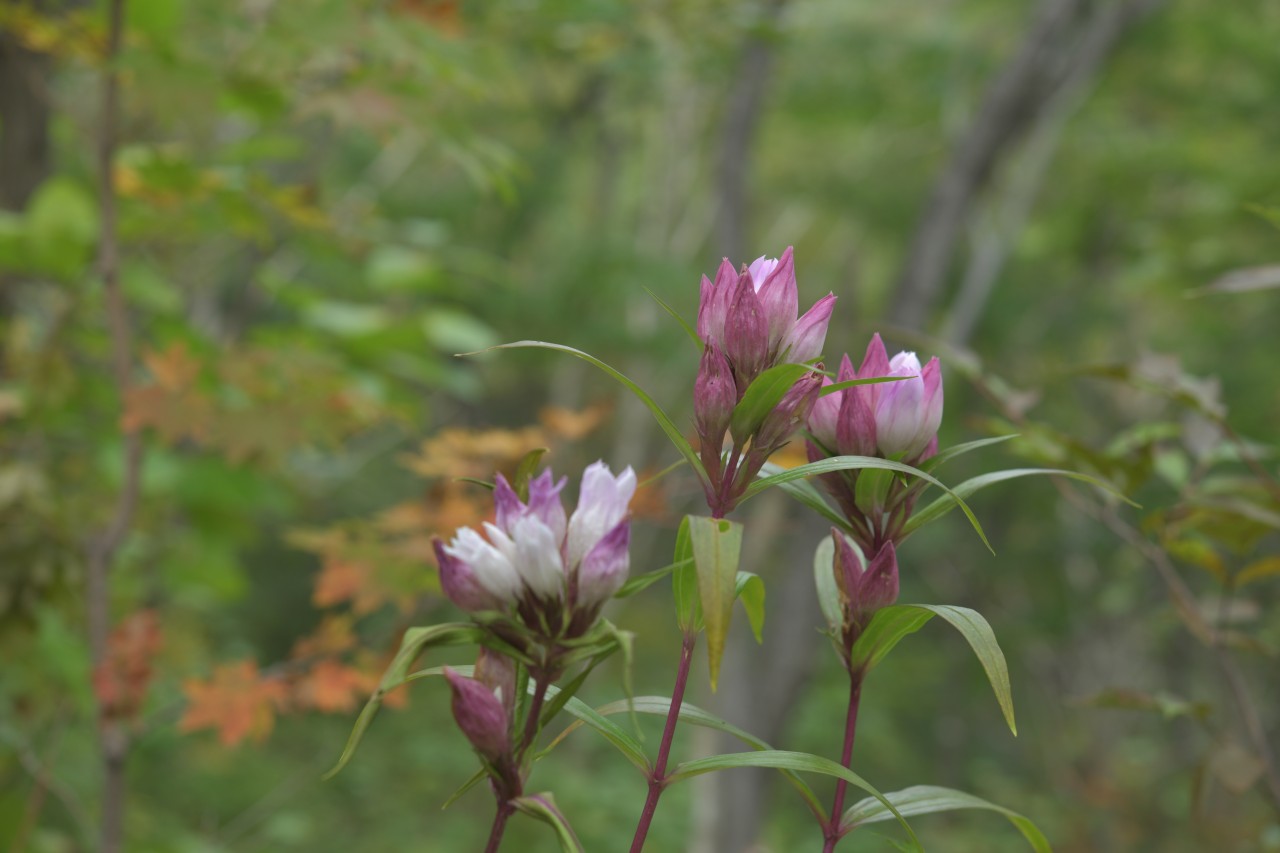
431 463 636 637
693 247 835 515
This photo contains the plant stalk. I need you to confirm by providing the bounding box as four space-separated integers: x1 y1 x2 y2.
483 801 515 853
822 669 864 852
628 631 697 853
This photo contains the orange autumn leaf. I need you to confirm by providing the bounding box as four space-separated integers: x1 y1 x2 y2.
295 659 376 713
291 615 358 660
311 558 385 614
179 661 288 746
93 610 163 723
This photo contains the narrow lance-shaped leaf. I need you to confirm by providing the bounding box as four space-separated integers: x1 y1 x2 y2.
688 515 743 689
841 785 1051 853
849 604 1017 735
902 467 1135 539
546 695 827 823
745 455 993 553
759 460 848 529
729 362 810 443
325 624 487 778
512 793 585 853
735 572 766 643
464 341 707 484
666 750 919 847
643 286 701 348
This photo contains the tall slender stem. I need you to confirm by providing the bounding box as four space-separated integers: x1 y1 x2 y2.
87 3 137 852
822 669 864 852
518 670 551 759
629 631 697 853
483 801 515 853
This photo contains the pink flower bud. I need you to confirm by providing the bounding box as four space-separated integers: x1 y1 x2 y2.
474 648 516 720
576 519 630 609
755 370 823 452
723 270 769 382
808 354 851 452
874 352 943 459
696 258 739 349
832 532 899 629
695 344 736 449
495 470 568 544
779 292 836 365
566 462 636 569
751 247 798 351
434 536 506 612
444 667 510 763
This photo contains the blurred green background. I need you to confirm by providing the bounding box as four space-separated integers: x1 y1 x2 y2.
2 0 1279 850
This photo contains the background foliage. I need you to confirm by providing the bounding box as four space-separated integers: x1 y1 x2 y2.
2 0 1278 850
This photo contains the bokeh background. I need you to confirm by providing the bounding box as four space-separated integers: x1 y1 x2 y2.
2 0 1279 850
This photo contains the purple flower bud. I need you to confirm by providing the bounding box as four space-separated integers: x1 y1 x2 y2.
576 519 631 609
779 292 836 365
858 541 900 615
695 344 736 449
566 462 636 569
696 259 738 348
495 470 568 544
434 536 504 612
444 667 510 763
442 527 522 605
756 370 823 452
474 648 516 719
723 270 769 382
751 247 798 352
807 354 851 452
874 352 943 459
832 532 899 628
510 515 566 601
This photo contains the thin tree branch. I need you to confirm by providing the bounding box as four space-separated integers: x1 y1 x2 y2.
85 2 139 851
890 0 1164 332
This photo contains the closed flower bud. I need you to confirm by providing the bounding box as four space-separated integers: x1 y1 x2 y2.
756 370 823 452
433 537 504 612
695 344 736 448
474 648 516 720
832 532 899 631
576 520 630 609
444 667 510 763
874 353 943 459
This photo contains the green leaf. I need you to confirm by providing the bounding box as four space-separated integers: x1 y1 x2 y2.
735 572 766 643
666 750 918 847
512 793 585 853
325 624 485 778
745 455 993 553
919 435 1018 471
1237 556 1280 589
615 558 691 598
851 605 1016 735
902 467 1135 539
511 448 549 500
841 785 1051 852
468 341 706 483
759 461 848 528
585 696 827 822
813 536 842 636
547 691 651 772
818 374 911 397
729 363 811 443
672 517 700 631
688 515 744 690
441 768 487 810
643 287 701 348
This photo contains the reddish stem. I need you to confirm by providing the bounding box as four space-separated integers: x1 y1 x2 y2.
822 669 864 852
517 670 551 760
629 632 697 853
483 801 515 853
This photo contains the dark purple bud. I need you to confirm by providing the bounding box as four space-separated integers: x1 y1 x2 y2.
576 519 630 609
755 371 823 452
723 271 769 382
856 541 899 616
474 648 516 720
434 536 503 612
696 259 738 348
752 246 798 352
695 344 736 449
444 667 510 763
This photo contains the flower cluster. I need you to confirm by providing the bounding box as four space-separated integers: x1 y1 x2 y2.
807 333 944 649
433 462 636 640
693 247 835 515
